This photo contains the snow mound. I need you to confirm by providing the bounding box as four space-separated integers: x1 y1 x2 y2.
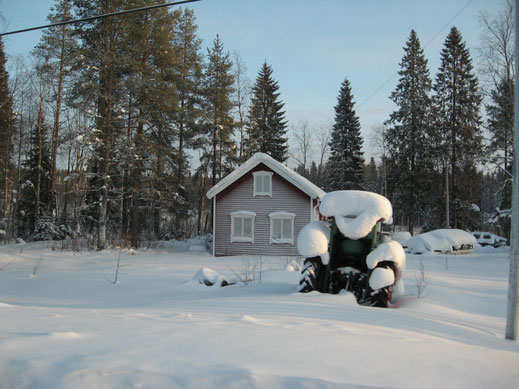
319 191 392 240
369 267 395 290
192 268 231 287
406 229 476 254
297 221 331 264
51 331 83 339
284 260 301 272
366 241 406 294
392 231 411 248
366 241 406 270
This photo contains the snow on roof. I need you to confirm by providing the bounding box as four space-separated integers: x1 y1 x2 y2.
406 229 477 254
319 191 393 240
206 152 326 200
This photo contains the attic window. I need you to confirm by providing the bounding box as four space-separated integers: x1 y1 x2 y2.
230 211 256 243
253 171 273 197
269 211 295 244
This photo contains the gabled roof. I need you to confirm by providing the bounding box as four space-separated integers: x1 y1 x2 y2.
206 152 326 200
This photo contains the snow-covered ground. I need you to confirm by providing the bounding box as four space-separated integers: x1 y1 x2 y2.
0 240 518 389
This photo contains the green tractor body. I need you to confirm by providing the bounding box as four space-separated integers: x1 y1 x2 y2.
297 191 404 307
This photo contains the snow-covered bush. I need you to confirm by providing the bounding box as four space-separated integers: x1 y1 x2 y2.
30 218 76 242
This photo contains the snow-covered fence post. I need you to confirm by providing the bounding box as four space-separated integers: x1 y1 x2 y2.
505 0 519 341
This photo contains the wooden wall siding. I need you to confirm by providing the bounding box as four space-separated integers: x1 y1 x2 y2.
214 163 311 257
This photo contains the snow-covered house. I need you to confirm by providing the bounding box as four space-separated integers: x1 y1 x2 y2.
206 153 326 257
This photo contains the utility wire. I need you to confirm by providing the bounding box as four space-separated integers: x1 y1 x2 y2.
0 0 201 37
357 0 474 109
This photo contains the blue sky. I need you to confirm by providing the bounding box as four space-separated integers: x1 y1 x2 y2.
0 0 505 161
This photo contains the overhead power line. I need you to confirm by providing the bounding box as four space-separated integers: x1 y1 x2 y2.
357 0 473 109
0 0 201 37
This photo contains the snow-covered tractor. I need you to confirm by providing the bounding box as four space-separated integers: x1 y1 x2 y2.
297 191 405 307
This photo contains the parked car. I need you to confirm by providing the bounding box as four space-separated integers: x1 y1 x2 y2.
472 232 507 248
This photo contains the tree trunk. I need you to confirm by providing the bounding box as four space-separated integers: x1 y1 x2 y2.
97 10 115 251
51 24 66 218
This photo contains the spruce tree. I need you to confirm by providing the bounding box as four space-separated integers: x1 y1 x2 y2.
433 27 483 229
326 78 364 191
246 61 288 162
18 122 53 238
385 30 433 233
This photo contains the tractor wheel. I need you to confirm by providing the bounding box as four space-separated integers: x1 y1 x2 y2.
365 285 393 307
298 257 322 293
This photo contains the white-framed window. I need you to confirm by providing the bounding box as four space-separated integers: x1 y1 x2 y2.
230 211 256 243
269 211 295 244
253 171 273 197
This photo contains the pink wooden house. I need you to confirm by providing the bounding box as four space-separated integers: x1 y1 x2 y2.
206 153 326 257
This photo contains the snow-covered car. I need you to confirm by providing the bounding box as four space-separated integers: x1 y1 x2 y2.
406 229 476 255
472 232 507 248
391 231 412 248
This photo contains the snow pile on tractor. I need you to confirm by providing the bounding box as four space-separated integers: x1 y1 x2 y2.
297 190 405 307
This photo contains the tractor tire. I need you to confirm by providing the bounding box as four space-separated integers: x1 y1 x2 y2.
365 284 393 308
298 257 322 293
363 263 396 307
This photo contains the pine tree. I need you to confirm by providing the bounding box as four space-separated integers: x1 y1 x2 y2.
204 35 235 185
33 0 77 217
173 8 203 184
385 30 434 233
326 78 364 191
72 0 126 249
0 37 13 219
246 61 288 162
433 27 483 229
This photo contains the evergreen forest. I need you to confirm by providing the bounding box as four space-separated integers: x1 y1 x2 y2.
0 0 514 247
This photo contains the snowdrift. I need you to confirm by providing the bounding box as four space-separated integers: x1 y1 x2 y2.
406 229 476 254
0 242 517 388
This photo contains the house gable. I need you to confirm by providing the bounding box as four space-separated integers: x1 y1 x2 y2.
212 162 315 257
207 152 325 201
